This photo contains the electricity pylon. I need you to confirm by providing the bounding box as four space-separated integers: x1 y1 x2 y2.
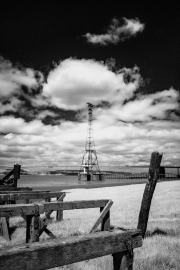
79 103 101 180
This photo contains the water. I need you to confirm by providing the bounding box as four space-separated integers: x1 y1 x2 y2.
19 175 78 187
17 174 148 192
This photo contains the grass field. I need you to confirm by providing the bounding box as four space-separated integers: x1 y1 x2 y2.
0 180 180 269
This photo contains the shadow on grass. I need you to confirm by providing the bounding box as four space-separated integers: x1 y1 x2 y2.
9 225 18 237
145 227 178 238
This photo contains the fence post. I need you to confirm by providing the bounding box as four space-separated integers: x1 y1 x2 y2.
137 151 162 238
0 217 10 241
56 193 66 221
26 210 40 243
13 164 21 187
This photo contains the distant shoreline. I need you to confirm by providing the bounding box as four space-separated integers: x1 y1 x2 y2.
29 180 147 191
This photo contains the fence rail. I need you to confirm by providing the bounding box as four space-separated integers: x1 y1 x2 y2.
0 191 65 203
104 173 179 180
0 228 142 270
0 199 112 243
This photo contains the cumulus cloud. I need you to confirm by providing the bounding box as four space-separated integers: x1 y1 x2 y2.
43 58 141 110
84 17 145 45
0 56 179 168
0 56 43 97
101 88 179 122
37 110 59 120
0 116 54 135
0 113 179 169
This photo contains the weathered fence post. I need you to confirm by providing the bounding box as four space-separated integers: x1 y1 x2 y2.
56 193 66 221
0 217 10 241
26 207 40 243
13 164 21 188
137 151 163 238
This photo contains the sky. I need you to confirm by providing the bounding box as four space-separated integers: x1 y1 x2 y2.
0 0 180 171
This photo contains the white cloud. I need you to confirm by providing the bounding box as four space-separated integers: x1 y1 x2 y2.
0 56 43 97
84 17 145 45
0 106 179 169
43 58 141 110
37 110 59 120
0 56 179 168
102 88 179 122
0 116 54 135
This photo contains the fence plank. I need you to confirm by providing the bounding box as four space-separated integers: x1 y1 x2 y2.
0 229 142 270
90 200 113 233
0 200 109 217
0 187 32 192
0 191 63 203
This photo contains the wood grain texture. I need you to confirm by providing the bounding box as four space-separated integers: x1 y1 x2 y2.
0 217 10 240
90 200 113 233
0 229 142 270
0 191 64 202
0 187 32 192
0 200 109 217
137 151 162 238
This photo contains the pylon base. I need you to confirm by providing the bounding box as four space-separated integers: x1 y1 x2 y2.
78 173 104 181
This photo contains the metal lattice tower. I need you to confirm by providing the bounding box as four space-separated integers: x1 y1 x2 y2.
79 103 101 175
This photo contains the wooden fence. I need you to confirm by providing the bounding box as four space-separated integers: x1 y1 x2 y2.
0 191 66 241
0 164 21 187
0 228 142 270
0 151 170 269
0 199 112 243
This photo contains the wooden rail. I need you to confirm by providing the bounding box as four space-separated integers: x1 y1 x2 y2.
0 199 112 243
0 192 66 241
0 187 32 192
0 228 142 270
0 200 110 217
0 191 65 203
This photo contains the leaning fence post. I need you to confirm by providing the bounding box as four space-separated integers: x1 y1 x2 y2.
56 193 66 221
137 151 163 238
13 164 21 187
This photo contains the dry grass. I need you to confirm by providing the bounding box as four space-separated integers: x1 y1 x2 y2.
0 180 180 269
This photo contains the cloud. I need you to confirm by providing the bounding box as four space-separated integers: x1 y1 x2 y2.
84 17 145 45
0 97 22 114
101 88 179 122
0 57 179 168
0 116 54 135
43 58 141 110
0 56 43 97
37 110 59 120
0 112 179 168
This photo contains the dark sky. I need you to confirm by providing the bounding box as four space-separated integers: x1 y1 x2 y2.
0 0 180 92
0 0 180 168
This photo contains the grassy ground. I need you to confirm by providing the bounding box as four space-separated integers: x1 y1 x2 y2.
0 180 180 269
